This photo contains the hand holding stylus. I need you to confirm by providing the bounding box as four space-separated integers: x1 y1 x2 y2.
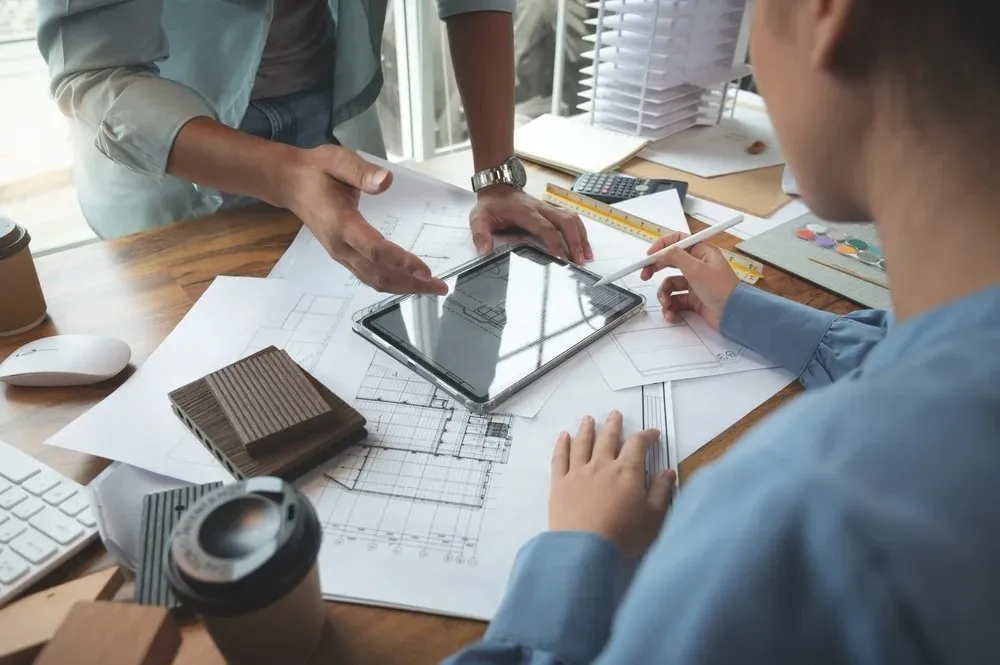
638 231 742 332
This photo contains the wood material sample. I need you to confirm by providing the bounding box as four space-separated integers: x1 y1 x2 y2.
35 601 180 665
206 348 331 456
168 346 367 481
0 566 124 665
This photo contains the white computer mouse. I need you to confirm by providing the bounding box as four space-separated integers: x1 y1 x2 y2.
0 334 132 387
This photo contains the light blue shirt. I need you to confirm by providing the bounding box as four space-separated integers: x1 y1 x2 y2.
34 0 514 238
443 282 1000 664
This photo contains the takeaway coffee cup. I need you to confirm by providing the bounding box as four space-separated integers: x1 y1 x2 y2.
165 477 326 665
0 217 47 336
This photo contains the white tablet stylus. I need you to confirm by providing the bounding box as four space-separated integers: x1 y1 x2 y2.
592 214 745 287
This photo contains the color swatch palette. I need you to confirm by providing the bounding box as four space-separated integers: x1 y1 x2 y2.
794 222 886 272
735 213 891 310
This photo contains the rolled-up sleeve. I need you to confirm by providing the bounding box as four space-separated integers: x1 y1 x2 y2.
436 0 516 20
720 283 890 389
36 0 217 180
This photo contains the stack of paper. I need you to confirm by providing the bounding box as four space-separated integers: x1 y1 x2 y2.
514 113 649 174
579 0 752 140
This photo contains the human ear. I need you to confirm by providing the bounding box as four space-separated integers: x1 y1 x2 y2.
809 0 864 72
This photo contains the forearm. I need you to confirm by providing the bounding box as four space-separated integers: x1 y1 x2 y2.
720 284 890 388
445 11 515 171
166 118 299 208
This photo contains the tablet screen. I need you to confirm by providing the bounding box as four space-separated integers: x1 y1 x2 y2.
361 245 642 404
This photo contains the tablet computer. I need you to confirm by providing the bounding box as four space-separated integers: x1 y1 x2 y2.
352 243 645 413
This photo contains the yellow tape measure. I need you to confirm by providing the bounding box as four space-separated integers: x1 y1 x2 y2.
542 183 763 285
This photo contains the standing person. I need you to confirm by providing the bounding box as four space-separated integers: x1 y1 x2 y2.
442 0 1000 662
35 0 591 295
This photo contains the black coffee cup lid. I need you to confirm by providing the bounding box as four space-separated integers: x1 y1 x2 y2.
165 477 321 616
0 220 30 261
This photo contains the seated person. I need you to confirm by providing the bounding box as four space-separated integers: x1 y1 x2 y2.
35 0 590 296
442 0 1000 662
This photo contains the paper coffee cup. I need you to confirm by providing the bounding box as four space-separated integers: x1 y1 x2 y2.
165 477 326 665
0 219 47 336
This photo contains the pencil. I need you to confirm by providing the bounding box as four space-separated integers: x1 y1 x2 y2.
808 257 889 289
592 214 745 286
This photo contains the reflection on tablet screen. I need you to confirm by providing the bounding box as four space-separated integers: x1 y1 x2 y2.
365 245 640 403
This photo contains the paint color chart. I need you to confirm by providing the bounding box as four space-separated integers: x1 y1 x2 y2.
794 222 886 272
736 213 892 311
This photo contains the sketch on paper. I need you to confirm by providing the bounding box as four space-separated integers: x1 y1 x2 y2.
588 261 776 390
304 355 514 564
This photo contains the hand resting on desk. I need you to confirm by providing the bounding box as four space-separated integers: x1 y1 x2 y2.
639 231 741 331
549 411 676 559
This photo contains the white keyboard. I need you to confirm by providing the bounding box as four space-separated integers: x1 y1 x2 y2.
0 439 98 608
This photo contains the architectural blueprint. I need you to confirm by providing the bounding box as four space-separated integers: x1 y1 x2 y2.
305 352 515 563
45 161 684 620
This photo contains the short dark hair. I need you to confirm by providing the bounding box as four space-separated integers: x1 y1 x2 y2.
870 2 1000 119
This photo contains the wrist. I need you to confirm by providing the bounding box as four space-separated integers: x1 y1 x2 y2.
266 144 311 211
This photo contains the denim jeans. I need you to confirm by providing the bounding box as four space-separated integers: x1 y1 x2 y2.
220 84 336 209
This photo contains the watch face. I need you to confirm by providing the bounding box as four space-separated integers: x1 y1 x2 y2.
507 157 527 187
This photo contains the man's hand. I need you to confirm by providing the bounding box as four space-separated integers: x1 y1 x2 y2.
549 411 675 559
470 187 593 265
280 145 449 295
639 232 741 331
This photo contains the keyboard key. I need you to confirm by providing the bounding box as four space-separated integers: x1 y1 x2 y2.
0 478 11 495
0 489 27 511
10 529 57 564
22 473 59 496
59 494 90 518
76 510 97 528
0 549 29 585
12 497 44 521
0 519 26 545
0 456 39 484
42 484 76 507
32 508 84 545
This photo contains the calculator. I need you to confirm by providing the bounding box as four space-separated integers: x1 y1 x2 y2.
572 173 689 206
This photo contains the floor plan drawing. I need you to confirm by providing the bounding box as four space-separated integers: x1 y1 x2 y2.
304 353 514 563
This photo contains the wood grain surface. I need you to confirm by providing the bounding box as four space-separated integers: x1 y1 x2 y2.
0 154 859 662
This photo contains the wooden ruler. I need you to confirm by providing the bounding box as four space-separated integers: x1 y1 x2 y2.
542 183 763 284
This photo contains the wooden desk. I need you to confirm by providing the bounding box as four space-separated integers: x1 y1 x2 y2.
0 154 858 664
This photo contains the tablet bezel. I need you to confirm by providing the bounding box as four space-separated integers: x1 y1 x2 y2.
351 243 645 413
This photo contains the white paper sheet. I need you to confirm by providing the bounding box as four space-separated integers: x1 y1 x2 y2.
671 368 795 462
562 199 778 390
46 276 560 485
48 277 677 620
640 106 787 178
685 195 811 240
514 113 648 174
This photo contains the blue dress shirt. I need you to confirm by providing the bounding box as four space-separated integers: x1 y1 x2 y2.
443 282 1000 664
